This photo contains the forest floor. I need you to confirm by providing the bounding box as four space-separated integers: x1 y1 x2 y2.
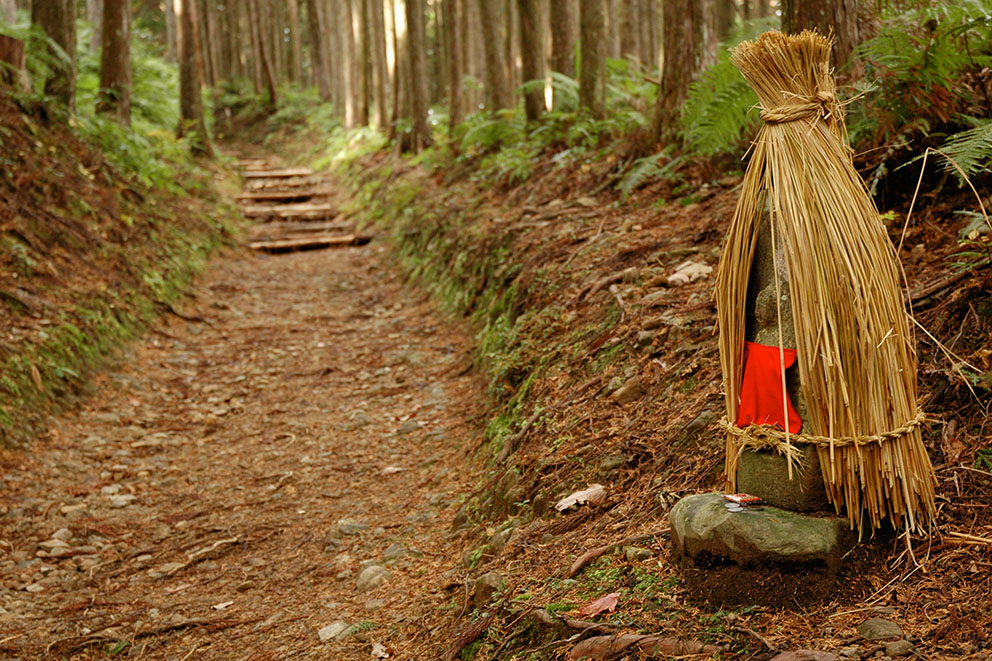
2 144 992 661
0 174 494 658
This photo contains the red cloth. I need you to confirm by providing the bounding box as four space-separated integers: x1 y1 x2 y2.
735 341 802 434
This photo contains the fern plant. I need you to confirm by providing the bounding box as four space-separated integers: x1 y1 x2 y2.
617 148 685 200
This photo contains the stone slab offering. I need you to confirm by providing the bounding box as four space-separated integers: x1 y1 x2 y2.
670 493 853 570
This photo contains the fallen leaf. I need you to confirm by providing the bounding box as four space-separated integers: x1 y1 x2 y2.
667 260 712 286
212 601 234 610
576 592 620 618
555 484 607 512
380 466 405 475
370 641 391 658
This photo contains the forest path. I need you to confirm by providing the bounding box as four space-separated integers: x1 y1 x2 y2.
0 160 484 659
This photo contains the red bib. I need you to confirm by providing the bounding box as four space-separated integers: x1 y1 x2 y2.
735 341 802 434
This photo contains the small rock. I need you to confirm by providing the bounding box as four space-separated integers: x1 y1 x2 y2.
837 647 860 659
599 455 626 471
318 620 350 642
884 640 914 658
24 583 44 593
397 419 421 435
771 652 838 661
473 572 504 609
719 175 742 188
636 330 656 347
623 546 653 562
490 527 515 552
356 565 390 592
611 378 643 405
108 494 137 508
641 291 669 307
101 484 123 495
685 410 717 435
59 503 87 515
382 544 407 562
365 598 386 611
604 375 624 395
38 539 70 551
332 519 369 537
156 562 185 575
857 618 903 641
52 528 73 543
349 410 373 428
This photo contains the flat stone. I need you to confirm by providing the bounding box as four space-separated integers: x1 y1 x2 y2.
736 446 830 512
884 640 914 657
108 494 137 508
771 652 838 661
318 620 350 642
473 572 504 609
670 493 852 569
611 378 643 405
857 618 903 641
52 528 73 543
356 565 390 592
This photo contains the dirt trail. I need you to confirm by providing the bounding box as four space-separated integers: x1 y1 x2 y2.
0 163 484 658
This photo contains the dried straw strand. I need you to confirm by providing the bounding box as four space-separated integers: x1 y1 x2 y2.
717 31 937 534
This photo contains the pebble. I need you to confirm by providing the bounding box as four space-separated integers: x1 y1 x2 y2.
397 419 421 435
317 620 350 642
108 494 137 508
473 572 504 609
365 598 385 611
837 647 860 659
101 484 123 495
51 528 73 543
356 565 390 592
857 618 903 641
623 546 653 562
610 377 643 405
884 640 914 658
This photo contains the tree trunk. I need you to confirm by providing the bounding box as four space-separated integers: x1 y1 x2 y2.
782 0 859 70
204 0 221 85
250 0 278 105
477 0 510 111
715 0 736 42
306 0 332 100
197 0 214 87
31 0 77 111
651 0 703 143
176 0 212 156
287 0 303 83
96 0 131 125
0 35 30 90
756 0 770 18
504 0 519 93
369 0 389 129
357 0 371 126
619 0 638 62
442 0 462 128
165 0 177 60
578 0 605 118
87 0 103 52
405 0 431 150
550 0 576 111
517 0 543 120
388 0 403 142
606 0 620 59
2 0 16 25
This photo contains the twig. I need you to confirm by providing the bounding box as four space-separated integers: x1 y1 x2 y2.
527 606 620 635
568 528 669 578
909 259 992 305
732 626 778 652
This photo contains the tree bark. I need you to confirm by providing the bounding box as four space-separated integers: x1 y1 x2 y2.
477 0 511 111
388 0 403 142
87 0 103 52
203 0 221 85
405 0 432 150
176 0 212 156
306 0 332 100
2 0 16 25
251 0 278 106
442 0 462 128
0 35 30 91
369 0 389 129
782 0 859 70
517 0 543 120
619 0 638 62
286 0 303 83
165 0 177 60
96 0 131 125
550 0 576 111
715 0 736 42
31 0 77 111
357 0 371 126
578 0 605 118
651 0 703 143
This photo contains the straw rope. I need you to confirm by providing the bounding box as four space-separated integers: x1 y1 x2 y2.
719 412 927 450
716 31 937 535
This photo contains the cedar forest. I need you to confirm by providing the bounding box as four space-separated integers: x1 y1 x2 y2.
1 1 992 659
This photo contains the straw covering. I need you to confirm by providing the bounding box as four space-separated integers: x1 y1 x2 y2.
716 31 937 534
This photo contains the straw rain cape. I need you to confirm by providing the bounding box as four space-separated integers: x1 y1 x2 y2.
716 31 937 535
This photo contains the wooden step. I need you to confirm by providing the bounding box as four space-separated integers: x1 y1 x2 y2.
249 234 373 253
241 203 337 219
236 190 316 203
242 168 314 179
245 176 320 191
249 220 354 238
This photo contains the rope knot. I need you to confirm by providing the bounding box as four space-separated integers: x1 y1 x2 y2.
760 91 837 125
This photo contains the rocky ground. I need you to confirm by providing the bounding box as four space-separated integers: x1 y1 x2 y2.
0 235 489 658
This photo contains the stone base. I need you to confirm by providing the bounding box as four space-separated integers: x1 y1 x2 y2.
670 493 853 571
736 445 830 512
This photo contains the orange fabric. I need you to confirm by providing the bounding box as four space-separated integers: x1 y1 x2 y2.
735 341 802 434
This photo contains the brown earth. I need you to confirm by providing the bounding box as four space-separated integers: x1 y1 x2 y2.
0 230 491 658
